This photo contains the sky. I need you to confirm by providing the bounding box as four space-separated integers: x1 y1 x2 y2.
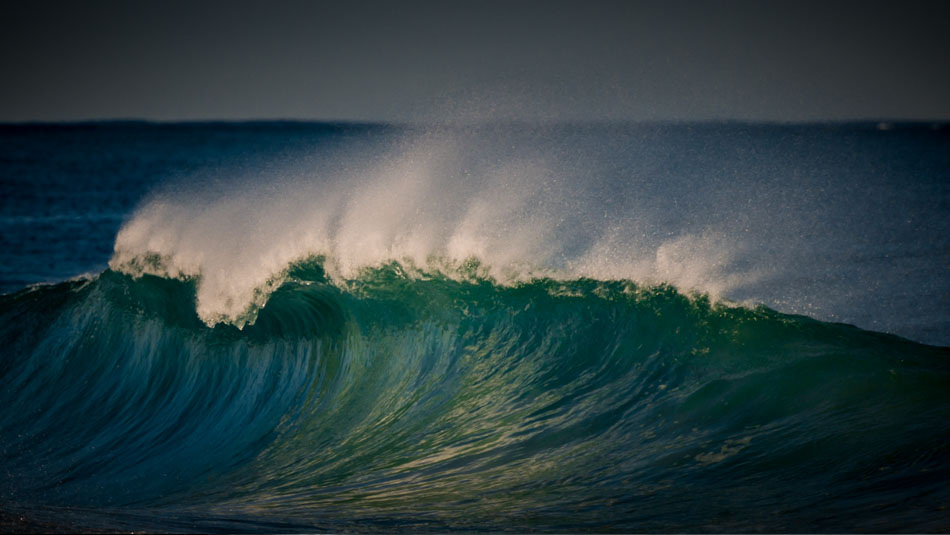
2 0 949 123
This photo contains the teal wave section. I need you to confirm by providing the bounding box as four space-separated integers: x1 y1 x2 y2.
1 262 948 532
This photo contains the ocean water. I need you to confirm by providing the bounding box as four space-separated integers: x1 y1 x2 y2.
1 121 948 532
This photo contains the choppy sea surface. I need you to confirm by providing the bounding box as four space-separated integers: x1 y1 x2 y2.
1 121 948 532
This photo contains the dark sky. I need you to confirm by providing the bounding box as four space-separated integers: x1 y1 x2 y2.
2 0 949 122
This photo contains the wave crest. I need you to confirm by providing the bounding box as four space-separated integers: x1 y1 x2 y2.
110 132 762 326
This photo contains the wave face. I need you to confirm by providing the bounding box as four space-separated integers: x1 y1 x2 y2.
2 262 949 532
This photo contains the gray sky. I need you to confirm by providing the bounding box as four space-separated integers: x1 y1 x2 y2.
2 0 949 122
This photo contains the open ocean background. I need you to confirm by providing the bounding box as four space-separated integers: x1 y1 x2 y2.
1 121 948 532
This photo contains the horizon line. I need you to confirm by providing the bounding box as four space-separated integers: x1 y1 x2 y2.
2 117 949 128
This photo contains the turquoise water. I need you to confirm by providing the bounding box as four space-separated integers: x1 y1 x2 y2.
2 263 949 532
1 122 949 531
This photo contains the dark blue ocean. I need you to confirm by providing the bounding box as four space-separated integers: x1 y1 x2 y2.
1 121 949 532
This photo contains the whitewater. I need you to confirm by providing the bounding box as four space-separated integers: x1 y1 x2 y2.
108 126 765 327
1 122 948 532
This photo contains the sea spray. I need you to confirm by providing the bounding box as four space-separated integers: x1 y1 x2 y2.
110 129 760 327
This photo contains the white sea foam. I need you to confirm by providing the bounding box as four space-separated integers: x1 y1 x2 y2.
110 130 762 326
